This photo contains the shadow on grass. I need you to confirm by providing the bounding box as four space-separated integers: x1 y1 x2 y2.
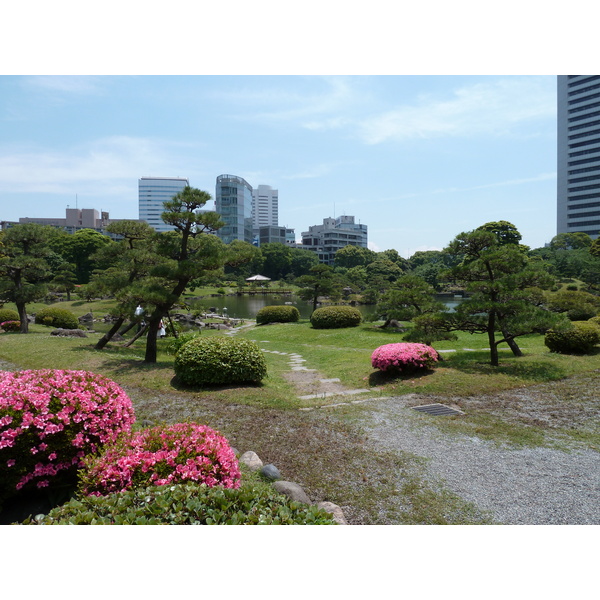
443 351 568 382
368 368 436 387
169 375 265 393
69 344 175 374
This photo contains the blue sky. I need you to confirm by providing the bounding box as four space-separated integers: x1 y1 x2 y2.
0 74 558 256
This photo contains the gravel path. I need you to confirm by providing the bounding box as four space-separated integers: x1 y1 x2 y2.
362 394 600 525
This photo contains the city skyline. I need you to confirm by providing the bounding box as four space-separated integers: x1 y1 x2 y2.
1 75 558 255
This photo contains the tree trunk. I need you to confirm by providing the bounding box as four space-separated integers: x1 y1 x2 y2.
144 317 160 363
487 313 499 366
119 320 138 336
123 323 148 348
16 301 28 334
95 316 125 350
501 329 523 357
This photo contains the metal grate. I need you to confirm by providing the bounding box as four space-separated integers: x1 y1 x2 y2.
412 403 464 416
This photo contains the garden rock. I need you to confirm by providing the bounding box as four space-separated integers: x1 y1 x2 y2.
79 312 94 323
51 328 88 337
273 481 311 504
317 501 348 525
260 464 282 481
240 450 263 471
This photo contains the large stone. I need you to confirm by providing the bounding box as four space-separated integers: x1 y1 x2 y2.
317 501 348 525
260 463 282 481
272 481 311 504
239 451 263 471
79 312 94 322
51 328 88 337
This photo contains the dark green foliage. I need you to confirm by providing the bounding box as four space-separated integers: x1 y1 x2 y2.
174 337 267 386
256 305 300 325
0 309 19 323
165 331 201 356
544 322 600 354
546 290 600 321
34 306 79 329
24 481 337 525
588 316 600 327
310 305 362 329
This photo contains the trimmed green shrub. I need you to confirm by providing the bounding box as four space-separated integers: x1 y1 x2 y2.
34 306 79 329
24 481 337 525
0 321 20 332
544 322 600 354
310 305 362 329
174 337 267 386
256 305 300 325
165 331 201 356
588 316 600 327
0 309 19 324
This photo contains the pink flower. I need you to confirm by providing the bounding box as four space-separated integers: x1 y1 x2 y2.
371 343 439 374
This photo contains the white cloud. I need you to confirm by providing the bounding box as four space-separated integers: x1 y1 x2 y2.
0 136 193 196
357 77 556 144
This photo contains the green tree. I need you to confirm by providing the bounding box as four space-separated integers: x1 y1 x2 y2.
376 275 445 326
333 245 376 269
476 220 523 246
49 263 78 301
0 224 53 333
289 247 320 278
434 228 566 366
49 228 113 283
550 232 593 250
260 243 293 280
141 187 226 363
87 220 159 350
295 264 342 313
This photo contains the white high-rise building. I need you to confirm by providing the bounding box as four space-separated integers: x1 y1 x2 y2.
252 184 278 233
557 76 600 240
139 176 189 232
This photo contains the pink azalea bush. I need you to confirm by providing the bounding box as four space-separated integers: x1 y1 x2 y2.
1 321 21 332
79 422 241 496
0 369 135 505
371 342 440 375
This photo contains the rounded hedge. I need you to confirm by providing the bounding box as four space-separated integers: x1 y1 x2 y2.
0 309 19 324
371 342 440 375
0 321 20 333
34 306 79 329
79 422 241 496
174 336 267 386
544 322 600 355
0 370 135 507
26 481 337 525
256 305 300 325
310 306 362 329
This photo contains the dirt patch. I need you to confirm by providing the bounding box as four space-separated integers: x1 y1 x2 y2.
282 368 359 398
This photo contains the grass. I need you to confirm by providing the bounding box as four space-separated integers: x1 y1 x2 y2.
1 305 598 524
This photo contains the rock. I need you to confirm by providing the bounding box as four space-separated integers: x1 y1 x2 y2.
260 464 282 481
78 312 94 322
51 328 88 337
317 501 348 525
239 451 263 471
272 481 311 504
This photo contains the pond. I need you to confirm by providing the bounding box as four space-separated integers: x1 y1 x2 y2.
184 293 463 321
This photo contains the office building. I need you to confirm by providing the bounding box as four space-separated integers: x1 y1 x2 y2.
301 215 368 265
557 75 600 240
139 176 189 232
215 174 254 244
252 184 279 235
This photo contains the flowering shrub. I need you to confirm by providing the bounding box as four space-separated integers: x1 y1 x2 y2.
1 321 20 332
0 370 135 506
79 423 241 496
371 342 440 375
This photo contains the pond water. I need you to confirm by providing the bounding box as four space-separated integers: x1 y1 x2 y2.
185 293 463 321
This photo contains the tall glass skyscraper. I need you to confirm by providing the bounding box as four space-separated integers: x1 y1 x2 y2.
215 174 254 244
557 76 600 240
139 176 189 232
